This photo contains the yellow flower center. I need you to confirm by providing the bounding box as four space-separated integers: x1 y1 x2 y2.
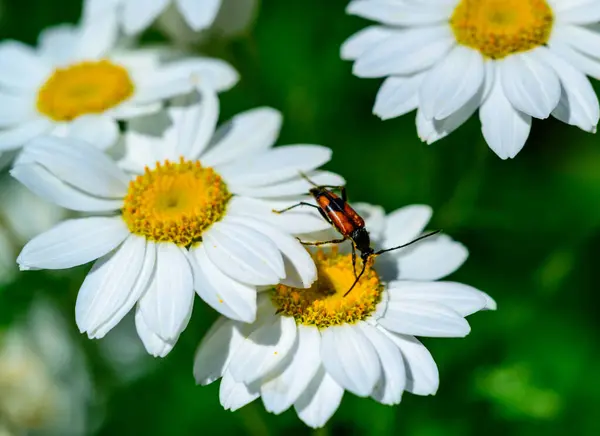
450 0 554 59
272 248 383 328
36 60 134 121
122 158 231 246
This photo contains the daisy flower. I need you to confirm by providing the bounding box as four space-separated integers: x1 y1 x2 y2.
0 2 237 152
88 0 224 35
194 203 496 428
11 89 343 357
342 0 600 159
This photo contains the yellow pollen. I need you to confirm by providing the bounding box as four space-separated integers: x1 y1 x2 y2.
450 0 554 59
272 248 382 328
36 60 134 121
122 158 231 246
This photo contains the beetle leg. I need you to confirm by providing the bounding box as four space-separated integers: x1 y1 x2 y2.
296 237 347 246
351 243 357 278
272 202 319 214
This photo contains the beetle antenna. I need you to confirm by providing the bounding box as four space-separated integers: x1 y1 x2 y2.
344 260 368 297
298 171 320 187
374 230 442 255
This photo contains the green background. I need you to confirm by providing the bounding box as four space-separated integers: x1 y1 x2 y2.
1 0 600 435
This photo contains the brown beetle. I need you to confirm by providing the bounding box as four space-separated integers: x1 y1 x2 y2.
274 173 440 296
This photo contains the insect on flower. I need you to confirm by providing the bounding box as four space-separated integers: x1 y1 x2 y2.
274 173 441 296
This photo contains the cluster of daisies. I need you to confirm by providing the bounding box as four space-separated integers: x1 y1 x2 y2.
8 0 600 429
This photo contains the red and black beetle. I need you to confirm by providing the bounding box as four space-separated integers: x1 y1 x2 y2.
274 173 440 296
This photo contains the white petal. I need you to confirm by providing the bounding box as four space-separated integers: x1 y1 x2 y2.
218 145 332 187
122 0 169 34
90 241 156 339
0 93 35 127
219 370 260 411
228 315 298 384
321 324 381 397
383 205 432 250
347 0 454 26
225 215 317 289
552 23 600 59
194 317 243 385
341 26 400 61
373 73 423 120
62 115 119 150
294 366 344 429
75 235 145 334
190 244 257 323
557 0 600 24
380 329 439 396
109 101 162 120
0 118 53 151
203 220 285 285
0 40 50 90
353 27 455 78
17 216 128 270
134 305 175 357
176 0 221 30
388 281 495 317
537 46 600 132
151 58 239 93
379 298 471 337
229 171 344 198
358 322 405 405
201 107 283 167
420 45 485 120
10 163 123 212
548 36 600 78
37 24 78 66
261 325 321 415
77 0 119 58
500 49 561 119
396 234 468 281
22 136 129 198
138 243 195 341
480 67 531 159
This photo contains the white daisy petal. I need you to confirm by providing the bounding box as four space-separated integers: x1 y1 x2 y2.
228 315 298 384
388 281 494 317
558 0 600 24
175 0 221 30
109 101 162 120
218 145 332 187
135 305 175 358
201 108 282 167
380 329 439 396
10 163 123 212
90 241 156 339
0 40 51 90
0 118 53 151
420 45 485 120
321 324 381 397
341 26 400 61
203 220 285 285
122 0 170 34
347 0 454 26
220 370 260 411
500 49 561 119
379 298 471 338
396 234 468 281
194 317 244 385
480 68 531 159
17 216 128 270
63 115 119 150
229 171 344 198
75 234 145 335
37 24 78 65
353 27 455 78
261 324 321 415
294 366 344 429
0 93 35 127
373 73 424 120
155 58 239 92
225 215 317 289
358 322 405 406
553 24 600 59
383 205 432 250
548 37 600 78
138 243 195 341
190 244 257 323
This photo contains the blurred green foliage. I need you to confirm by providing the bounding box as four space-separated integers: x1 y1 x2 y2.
1 0 600 435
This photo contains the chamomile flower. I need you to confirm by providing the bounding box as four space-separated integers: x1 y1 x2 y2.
194 203 496 428
0 3 237 153
342 0 600 159
12 89 342 357
89 0 224 34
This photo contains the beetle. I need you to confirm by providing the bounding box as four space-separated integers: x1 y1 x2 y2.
273 173 441 296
